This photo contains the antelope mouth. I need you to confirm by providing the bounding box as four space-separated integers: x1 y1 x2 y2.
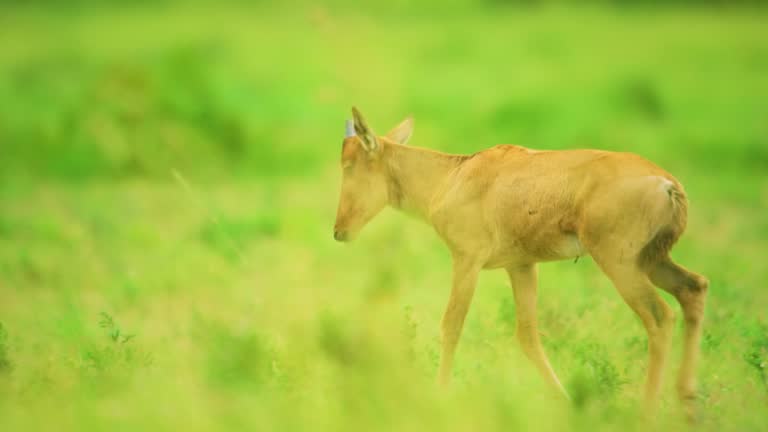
333 229 350 242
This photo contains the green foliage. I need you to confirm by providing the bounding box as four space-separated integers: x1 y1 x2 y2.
318 312 360 366
0 45 316 180
206 325 274 389
497 296 517 334
402 305 419 358
570 342 625 406
81 313 151 376
0 3 766 432
199 214 280 262
743 322 768 393
98 312 134 344
610 77 665 122
0 323 11 373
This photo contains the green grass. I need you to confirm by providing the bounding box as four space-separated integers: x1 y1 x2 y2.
0 3 767 431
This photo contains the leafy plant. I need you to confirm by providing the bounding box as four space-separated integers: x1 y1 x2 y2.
81 313 149 374
98 312 135 344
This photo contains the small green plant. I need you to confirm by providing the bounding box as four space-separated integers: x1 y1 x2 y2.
98 312 135 344
81 313 148 374
402 305 419 360
744 323 768 393
702 330 723 353
570 341 625 407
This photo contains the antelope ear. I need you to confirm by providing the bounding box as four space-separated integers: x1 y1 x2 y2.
352 106 378 154
386 116 414 145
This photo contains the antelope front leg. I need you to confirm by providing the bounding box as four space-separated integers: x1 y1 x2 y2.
506 264 569 398
437 254 482 385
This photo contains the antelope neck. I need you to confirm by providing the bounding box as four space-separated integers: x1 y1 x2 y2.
383 141 467 221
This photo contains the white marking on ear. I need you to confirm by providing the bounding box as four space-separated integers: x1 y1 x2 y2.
345 119 355 138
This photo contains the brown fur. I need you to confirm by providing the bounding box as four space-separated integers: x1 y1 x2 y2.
334 108 707 420
638 181 688 270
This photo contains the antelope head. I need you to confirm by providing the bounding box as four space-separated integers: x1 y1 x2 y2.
333 107 413 242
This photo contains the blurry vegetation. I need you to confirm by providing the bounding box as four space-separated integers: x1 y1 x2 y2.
318 311 362 367
1 2 766 183
0 323 12 373
0 44 315 179
206 324 275 389
609 77 665 122
571 342 625 405
199 214 280 262
744 322 768 393
0 1 766 431
77 312 152 397
497 296 517 334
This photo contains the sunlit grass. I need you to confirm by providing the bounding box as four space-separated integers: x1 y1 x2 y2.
0 3 767 431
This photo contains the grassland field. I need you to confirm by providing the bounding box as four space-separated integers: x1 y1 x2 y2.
0 3 767 431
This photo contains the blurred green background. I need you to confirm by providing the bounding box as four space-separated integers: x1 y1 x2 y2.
0 1 767 431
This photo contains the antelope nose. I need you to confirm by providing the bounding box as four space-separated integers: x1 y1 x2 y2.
334 229 348 242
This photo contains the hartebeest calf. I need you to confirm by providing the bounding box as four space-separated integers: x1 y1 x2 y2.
333 107 708 416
